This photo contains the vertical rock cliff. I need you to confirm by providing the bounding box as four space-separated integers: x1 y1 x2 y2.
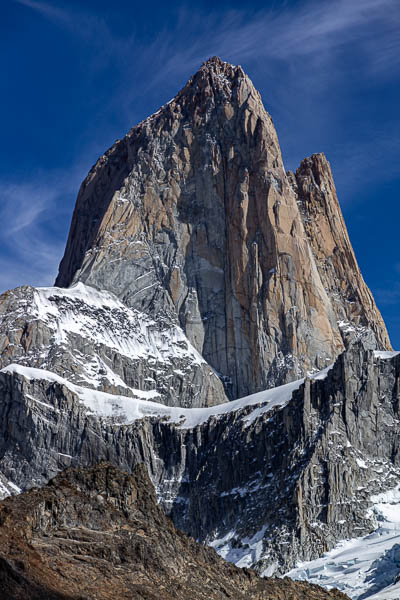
289 153 390 350
1 344 400 581
55 57 390 400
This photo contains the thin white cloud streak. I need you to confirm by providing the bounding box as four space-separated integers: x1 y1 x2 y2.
128 0 400 92
0 167 79 236
0 233 65 292
1 182 50 235
330 128 400 193
0 164 86 292
15 0 400 89
14 0 69 22
374 283 400 307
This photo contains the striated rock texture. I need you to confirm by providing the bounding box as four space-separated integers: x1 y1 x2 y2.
288 153 390 350
0 462 349 600
56 57 390 399
1 345 400 576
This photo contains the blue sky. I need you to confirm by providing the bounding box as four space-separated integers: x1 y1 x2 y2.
2 0 400 346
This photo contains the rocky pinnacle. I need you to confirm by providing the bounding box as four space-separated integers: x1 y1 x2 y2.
55 56 391 399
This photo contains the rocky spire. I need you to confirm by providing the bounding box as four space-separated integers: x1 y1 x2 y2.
55 57 391 399
291 152 390 350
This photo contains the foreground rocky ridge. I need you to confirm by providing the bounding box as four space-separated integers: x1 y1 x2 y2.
55 56 390 399
0 462 349 600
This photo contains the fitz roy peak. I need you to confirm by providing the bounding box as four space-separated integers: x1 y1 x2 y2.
56 56 390 400
0 57 398 599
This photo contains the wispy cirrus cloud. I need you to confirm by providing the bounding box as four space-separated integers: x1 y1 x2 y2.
374 283 400 307
14 0 400 97
125 0 400 87
0 165 85 291
1 181 52 235
14 0 69 22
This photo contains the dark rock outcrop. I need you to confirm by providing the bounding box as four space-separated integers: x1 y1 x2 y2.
0 462 349 600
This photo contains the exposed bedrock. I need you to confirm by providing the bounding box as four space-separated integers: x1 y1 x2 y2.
0 462 349 600
55 57 390 399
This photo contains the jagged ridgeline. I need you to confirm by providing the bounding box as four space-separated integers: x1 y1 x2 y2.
0 57 399 595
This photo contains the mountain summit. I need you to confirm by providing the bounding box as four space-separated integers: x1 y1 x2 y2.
56 57 390 399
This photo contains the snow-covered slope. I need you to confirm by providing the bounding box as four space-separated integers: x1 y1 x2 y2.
0 282 225 408
287 440 400 599
0 362 332 430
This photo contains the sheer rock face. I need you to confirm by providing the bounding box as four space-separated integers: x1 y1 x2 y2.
289 153 390 350
0 463 349 600
56 57 390 399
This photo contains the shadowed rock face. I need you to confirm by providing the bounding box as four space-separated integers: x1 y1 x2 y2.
0 462 350 600
1 344 400 577
55 56 390 399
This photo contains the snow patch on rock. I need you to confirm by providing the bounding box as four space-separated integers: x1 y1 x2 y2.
1 362 333 430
